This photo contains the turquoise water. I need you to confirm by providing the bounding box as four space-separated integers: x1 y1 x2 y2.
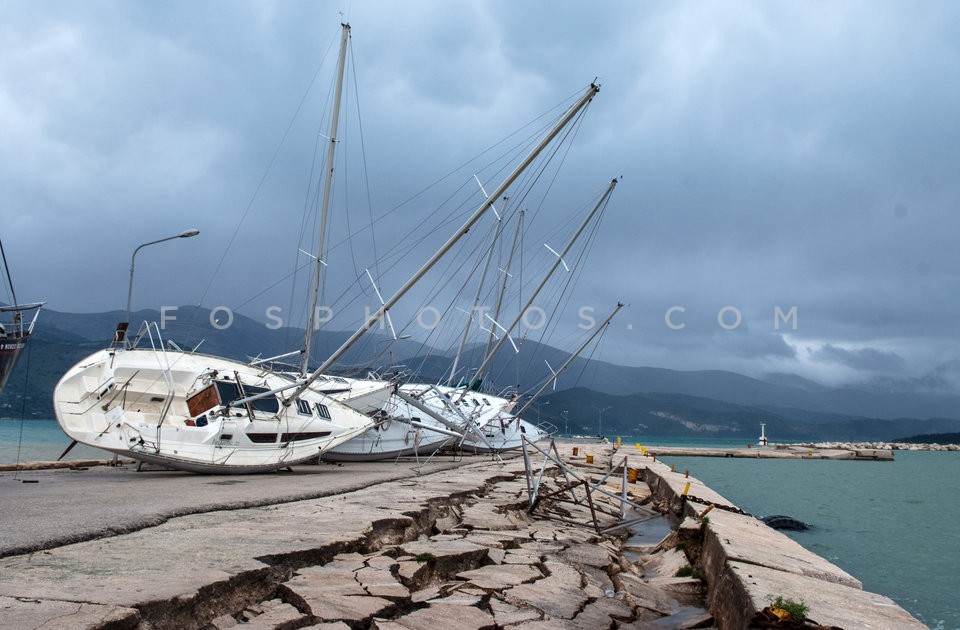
0 418 111 463
654 447 959 630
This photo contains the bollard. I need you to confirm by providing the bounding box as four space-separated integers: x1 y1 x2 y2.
572 447 579 456
586 454 594 464
641 446 647 455
617 437 622 448
682 482 691 496
627 467 638 483
671 463 676 472
685 470 689 478
635 443 640 449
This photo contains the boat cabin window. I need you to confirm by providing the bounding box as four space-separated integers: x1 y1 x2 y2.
295 399 311 416
315 403 331 419
215 381 241 405
243 385 280 414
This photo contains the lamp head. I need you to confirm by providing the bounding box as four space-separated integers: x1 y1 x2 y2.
179 229 200 238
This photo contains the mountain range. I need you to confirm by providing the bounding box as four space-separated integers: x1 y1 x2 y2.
2 306 958 442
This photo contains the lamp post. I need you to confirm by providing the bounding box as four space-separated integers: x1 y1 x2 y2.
561 410 569 436
126 229 200 325
598 405 611 438
537 400 550 423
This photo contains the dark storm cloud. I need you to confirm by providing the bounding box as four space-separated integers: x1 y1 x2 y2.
2 0 959 392
810 343 907 372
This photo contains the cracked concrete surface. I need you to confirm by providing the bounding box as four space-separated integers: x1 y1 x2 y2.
0 448 713 629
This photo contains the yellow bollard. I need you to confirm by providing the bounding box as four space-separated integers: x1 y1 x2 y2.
635 443 640 450
682 482 691 496
671 463 676 472
586 454 594 464
641 446 647 455
617 436 622 447
627 467 638 483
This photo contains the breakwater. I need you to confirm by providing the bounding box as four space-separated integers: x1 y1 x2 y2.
643 443 894 460
0 442 926 628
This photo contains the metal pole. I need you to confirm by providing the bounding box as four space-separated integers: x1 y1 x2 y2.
464 178 618 398
285 82 601 404
301 22 351 374
125 229 200 325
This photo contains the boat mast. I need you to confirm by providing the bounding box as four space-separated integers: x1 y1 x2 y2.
483 209 524 364
512 301 623 418
461 177 618 400
446 201 507 386
301 22 351 375
283 82 601 404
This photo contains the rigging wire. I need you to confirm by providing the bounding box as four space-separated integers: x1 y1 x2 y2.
11 339 33 480
0 239 19 306
191 27 342 318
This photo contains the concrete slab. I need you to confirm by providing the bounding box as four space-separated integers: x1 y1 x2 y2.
575 597 635 627
456 564 544 590
488 595 542 626
299 594 395 624
703 509 861 588
503 561 586 620
557 542 615 568
234 599 305 629
616 573 679 615
389 602 495 629
0 595 140 629
726 561 926 629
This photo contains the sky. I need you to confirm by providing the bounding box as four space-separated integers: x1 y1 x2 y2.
2 0 959 393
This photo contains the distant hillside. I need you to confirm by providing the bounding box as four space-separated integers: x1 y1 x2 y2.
536 387 960 442
3 307 960 442
893 432 960 445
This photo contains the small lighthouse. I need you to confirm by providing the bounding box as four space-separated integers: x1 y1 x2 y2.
758 422 768 446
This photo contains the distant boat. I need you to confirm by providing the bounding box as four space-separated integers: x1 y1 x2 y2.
0 238 43 395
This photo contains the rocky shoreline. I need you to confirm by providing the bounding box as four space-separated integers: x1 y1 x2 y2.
797 441 960 451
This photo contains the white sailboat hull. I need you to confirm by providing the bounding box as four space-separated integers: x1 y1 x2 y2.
54 347 383 474
461 417 552 453
324 393 457 462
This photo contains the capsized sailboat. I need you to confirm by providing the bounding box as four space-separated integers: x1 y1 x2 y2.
54 23 602 473
53 24 391 473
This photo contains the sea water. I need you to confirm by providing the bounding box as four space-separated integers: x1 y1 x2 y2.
0 418 114 464
649 444 960 630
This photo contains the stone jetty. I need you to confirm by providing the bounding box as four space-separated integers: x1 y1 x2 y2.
0 442 926 628
643 443 894 460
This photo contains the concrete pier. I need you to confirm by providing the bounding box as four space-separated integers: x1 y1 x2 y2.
644 443 894 460
0 442 925 628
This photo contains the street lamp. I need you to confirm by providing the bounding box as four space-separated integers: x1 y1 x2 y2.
561 410 569 436
598 405 612 438
537 400 550 423
126 229 200 325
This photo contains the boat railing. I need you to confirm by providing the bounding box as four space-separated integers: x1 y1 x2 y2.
536 420 558 436
0 301 43 339
142 321 176 430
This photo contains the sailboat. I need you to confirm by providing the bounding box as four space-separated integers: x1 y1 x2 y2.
54 23 602 473
0 239 43 394
53 24 390 473
461 302 624 453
